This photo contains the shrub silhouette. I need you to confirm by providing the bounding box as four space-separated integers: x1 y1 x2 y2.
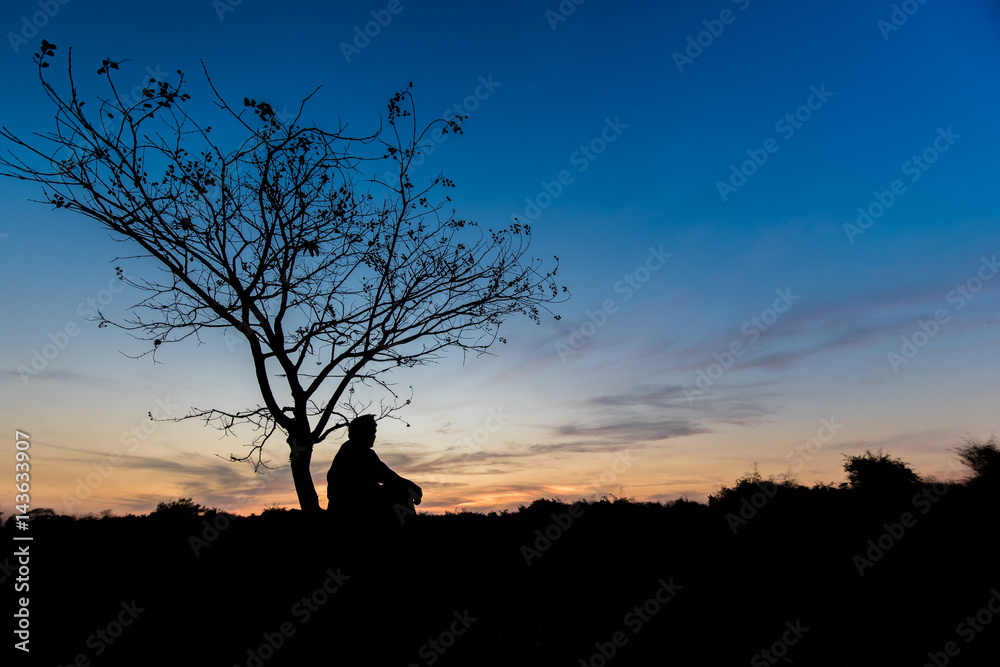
842 449 921 493
708 464 796 506
260 503 290 516
151 497 215 518
955 434 1000 482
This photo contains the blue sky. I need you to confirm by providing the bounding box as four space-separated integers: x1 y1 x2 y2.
1 0 998 515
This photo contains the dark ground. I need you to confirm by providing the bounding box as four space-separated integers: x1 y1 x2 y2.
7 480 999 666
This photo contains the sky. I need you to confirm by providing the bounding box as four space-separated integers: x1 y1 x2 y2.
1 0 998 517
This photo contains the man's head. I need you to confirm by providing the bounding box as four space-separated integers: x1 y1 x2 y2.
348 414 377 447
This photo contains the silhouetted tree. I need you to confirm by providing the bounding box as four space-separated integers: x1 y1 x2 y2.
842 449 921 493
1 42 565 512
954 434 1000 482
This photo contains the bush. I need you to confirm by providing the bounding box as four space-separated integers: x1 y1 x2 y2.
842 449 921 492
152 497 213 518
709 464 790 505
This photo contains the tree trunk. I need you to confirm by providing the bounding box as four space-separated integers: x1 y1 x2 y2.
288 432 321 513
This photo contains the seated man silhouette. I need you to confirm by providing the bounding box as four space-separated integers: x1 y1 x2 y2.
326 414 422 528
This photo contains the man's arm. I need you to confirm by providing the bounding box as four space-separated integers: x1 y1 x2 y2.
369 451 422 504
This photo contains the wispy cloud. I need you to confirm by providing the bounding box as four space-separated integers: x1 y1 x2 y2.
642 278 999 382
549 418 704 443
0 368 140 391
585 382 782 428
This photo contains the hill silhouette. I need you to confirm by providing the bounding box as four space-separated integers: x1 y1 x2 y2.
6 448 999 666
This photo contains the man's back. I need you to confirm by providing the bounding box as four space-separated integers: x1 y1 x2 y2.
327 439 390 510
